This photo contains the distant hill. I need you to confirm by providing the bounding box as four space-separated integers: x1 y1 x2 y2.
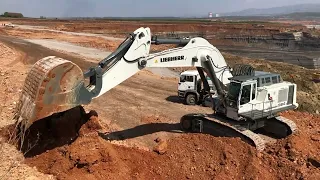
278 12 320 19
222 4 320 16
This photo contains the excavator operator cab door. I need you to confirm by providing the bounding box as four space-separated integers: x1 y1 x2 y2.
238 80 257 115
226 80 257 121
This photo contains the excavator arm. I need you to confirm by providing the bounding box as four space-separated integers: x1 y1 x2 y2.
15 27 233 128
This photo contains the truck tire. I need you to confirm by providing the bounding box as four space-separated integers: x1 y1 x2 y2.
185 93 197 105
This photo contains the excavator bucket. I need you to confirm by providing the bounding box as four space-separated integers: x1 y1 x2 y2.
15 56 85 128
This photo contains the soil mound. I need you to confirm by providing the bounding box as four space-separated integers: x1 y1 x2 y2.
0 106 98 157
1 109 319 180
25 130 319 180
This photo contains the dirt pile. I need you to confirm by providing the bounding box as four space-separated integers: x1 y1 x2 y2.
261 111 320 179
0 110 311 180
23 124 260 180
0 96 319 180
278 111 320 159
16 106 97 157
24 128 320 180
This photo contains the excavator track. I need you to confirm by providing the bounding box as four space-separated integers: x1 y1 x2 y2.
180 114 297 151
180 114 266 151
274 116 297 133
233 129 266 151
263 115 297 138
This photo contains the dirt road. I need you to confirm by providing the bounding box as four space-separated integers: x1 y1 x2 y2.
25 39 112 60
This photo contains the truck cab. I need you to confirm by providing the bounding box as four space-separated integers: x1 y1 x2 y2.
178 70 215 105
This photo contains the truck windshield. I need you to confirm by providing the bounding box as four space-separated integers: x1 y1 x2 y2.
180 75 193 82
227 82 241 102
180 75 186 82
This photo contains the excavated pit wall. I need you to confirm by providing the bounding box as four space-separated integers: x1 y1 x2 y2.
221 34 320 69
158 31 320 69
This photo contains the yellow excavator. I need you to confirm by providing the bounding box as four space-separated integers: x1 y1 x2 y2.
14 27 298 150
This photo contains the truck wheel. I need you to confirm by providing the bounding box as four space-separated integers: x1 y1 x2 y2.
185 94 196 105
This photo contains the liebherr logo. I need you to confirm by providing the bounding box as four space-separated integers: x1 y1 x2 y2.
160 55 185 62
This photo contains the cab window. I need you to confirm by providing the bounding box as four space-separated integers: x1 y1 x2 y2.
265 77 271 83
180 75 193 82
252 84 256 100
272 76 278 83
180 75 186 82
186 76 194 82
240 84 251 105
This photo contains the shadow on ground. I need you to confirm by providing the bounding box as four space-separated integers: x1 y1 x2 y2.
165 95 184 104
0 106 96 158
99 123 183 141
99 114 265 149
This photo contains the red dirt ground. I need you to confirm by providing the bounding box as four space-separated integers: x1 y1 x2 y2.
1 109 315 180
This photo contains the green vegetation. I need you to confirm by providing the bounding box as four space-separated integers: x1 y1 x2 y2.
0 12 23 18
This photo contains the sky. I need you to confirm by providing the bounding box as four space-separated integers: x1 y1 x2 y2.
0 0 320 17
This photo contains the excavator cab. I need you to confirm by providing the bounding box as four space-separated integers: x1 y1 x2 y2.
225 77 258 121
225 71 298 124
